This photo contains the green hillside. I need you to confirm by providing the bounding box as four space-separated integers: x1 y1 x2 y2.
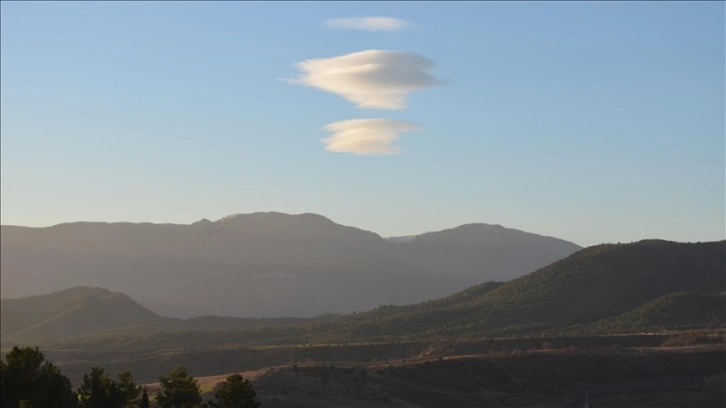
591 291 726 332
314 240 726 341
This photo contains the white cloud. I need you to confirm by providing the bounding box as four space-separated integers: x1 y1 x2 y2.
324 17 410 32
321 118 418 155
287 49 442 110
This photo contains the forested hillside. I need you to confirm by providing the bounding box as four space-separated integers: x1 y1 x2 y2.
317 240 725 340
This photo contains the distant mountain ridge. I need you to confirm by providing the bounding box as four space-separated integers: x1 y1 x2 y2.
1 212 581 318
396 223 583 281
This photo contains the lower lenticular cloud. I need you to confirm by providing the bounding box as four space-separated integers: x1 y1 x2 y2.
324 17 409 32
322 119 418 155
288 50 442 110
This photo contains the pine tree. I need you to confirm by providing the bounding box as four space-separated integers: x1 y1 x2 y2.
0 346 77 408
209 374 260 408
156 366 202 408
117 371 141 406
137 387 150 408
77 366 123 408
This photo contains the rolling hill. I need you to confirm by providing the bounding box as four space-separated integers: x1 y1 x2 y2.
0 286 166 343
0 212 580 318
3 240 722 351
317 240 726 340
0 286 341 344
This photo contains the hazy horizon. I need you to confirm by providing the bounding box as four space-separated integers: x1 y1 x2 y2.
3 210 726 249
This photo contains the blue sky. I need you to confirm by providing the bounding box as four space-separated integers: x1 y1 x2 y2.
1 1 724 246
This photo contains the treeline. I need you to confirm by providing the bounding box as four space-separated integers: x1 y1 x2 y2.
0 347 260 408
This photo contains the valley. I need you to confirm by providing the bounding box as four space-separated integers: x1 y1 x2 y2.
33 337 726 408
3 2 723 406
2 237 724 406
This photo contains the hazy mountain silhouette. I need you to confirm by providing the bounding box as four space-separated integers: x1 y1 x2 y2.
397 223 582 281
1 212 580 318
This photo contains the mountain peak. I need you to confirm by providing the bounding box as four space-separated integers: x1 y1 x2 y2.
215 211 335 225
212 212 380 239
217 211 288 222
411 222 579 246
191 218 213 226
453 223 507 231
26 286 115 300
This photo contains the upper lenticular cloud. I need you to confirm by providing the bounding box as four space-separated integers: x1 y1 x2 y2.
324 17 410 32
288 50 442 110
322 118 418 155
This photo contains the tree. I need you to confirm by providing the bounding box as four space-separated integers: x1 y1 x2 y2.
78 367 123 408
117 371 142 406
137 388 150 408
0 346 77 408
156 366 202 408
76 367 142 408
209 374 260 408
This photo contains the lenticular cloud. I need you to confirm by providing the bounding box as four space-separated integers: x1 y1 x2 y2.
324 17 410 32
288 50 442 110
322 119 418 155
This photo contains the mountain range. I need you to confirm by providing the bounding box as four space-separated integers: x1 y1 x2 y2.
1 212 580 318
2 239 723 349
